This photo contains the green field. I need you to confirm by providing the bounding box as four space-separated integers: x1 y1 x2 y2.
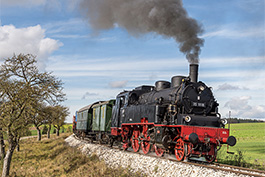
217 122 265 169
29 124 73 136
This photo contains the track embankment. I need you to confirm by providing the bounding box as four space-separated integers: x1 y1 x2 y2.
65 135 264 177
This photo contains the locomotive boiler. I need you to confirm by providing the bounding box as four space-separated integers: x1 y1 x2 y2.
74 64 236 162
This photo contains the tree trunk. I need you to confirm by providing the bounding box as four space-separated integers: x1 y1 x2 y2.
2 143 16 177
56 127 60 136
47 125 51 139
36 127 41 141
16 137 20 152
0 130 5 159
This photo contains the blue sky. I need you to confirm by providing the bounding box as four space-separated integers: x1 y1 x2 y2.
0 0 264 122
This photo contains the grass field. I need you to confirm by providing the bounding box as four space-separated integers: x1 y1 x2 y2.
29 124 73 136
0 134 140 177
217 122 265 170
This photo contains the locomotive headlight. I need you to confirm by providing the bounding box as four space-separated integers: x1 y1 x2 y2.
198 85 205 92
184 116 192 123
221 119 228 125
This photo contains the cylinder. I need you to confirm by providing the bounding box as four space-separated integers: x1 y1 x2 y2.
155 81 171 91
171 76 185 88
189 64 199 83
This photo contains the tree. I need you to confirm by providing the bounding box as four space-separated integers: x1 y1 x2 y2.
0 102 5 160
28 102 48 141
0 128 5 160
53 105 69 136
0 79 32 176
42 125 48 135
43 106 55 139
0 54 66 177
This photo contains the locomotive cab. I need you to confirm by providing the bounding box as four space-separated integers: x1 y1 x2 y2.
111 92 129 128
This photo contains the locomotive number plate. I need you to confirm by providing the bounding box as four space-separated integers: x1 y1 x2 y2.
192 102 206 107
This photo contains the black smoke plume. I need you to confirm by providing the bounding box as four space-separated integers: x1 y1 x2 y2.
80 0 204 64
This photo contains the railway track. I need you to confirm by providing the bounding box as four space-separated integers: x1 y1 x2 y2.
209 163 265 177
75 135 265 177
127 148 265 177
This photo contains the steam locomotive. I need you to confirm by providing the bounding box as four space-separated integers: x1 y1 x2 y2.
73 64 236 162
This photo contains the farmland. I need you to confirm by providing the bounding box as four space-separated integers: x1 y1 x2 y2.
217 122 265 169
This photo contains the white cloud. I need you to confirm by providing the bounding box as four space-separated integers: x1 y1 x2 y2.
109 80 128 88
81 92 99 100
46 55 265 89
224 96 265 118
0 25 63 70
217 83 248 91
45 18 85 35
201 26 264 39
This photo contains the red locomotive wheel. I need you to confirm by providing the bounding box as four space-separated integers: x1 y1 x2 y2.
154 144 164 157
141 136 151 154
131 130 140 152
141 125 151 154
175 138 185 161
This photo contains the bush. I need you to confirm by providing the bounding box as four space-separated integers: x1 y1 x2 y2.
217 149 248 167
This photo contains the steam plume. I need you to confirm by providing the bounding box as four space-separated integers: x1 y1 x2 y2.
80 0 204 64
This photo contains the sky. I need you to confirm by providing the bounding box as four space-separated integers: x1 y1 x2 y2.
0 0 264 122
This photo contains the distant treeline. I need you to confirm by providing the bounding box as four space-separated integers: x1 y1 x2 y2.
226 118 265 123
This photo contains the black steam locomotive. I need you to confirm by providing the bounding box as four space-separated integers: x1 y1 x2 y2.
73 64 236 162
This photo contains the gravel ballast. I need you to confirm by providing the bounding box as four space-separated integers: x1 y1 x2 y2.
65 135 249 177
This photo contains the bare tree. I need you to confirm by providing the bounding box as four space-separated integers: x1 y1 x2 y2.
42 105 55 139
53 105 69 136
0 79 32 176
0 128 5 160
28 102 48 141
0 54 66 177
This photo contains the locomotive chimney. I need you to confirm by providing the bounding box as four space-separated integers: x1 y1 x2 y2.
189 64 199 83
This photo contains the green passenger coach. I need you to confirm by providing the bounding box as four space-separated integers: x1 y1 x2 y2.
76 104 93 133
92 100 115 132
75 100 115 140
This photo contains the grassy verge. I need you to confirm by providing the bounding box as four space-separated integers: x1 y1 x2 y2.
0 134 142 177
217 122 265 170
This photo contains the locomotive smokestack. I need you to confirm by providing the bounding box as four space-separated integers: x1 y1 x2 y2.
189 64 198 83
